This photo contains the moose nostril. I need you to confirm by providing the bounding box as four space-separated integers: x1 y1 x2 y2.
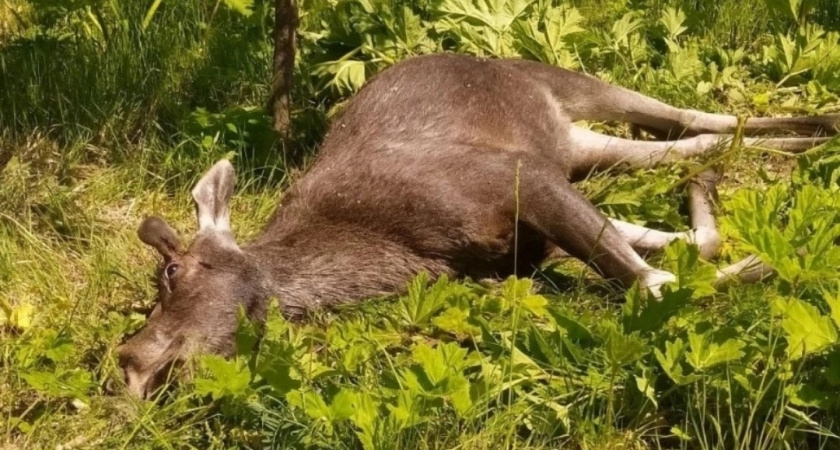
117 346 133 369
118 359 147 398
116 349 137 383
104 377 120 396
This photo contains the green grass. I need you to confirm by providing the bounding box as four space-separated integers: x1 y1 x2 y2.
2 0 840 448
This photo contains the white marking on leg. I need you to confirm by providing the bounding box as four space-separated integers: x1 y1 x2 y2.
640 269 677 299
610 219 720 259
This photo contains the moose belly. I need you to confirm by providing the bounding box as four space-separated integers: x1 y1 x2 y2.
315 187 549 279
387 197 549 279
448 220 550 280
300 145 554 278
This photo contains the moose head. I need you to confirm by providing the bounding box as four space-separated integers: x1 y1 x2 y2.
117 160 268 398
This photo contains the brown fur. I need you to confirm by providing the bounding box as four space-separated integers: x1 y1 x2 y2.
117 53 838 398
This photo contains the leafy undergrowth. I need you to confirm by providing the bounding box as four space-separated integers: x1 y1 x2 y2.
146 141 840 450
2 141 840 449
2 0 840 448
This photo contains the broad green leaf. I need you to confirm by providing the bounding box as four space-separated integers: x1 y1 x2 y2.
432 0 538 56
764 0 816 23
544 6 583 40
432 0 537 31
655 338 699 385
611 12 644 46
263 299 291 342
313 59 368 96
823 282 840 329
796 138 840 189
21 330 75 364
521 294 548 317
663 239 718 297
254 300 302 393
329 389 358 421
502 276 533 302
603 322 648 369
222 0 254 16
724 182 840 283
404 342 472 417
411 341 469 387
388 389 429 430
512 5 583 66
433 306 481 337
194 355 251 399
9 301 35 330
773 298 838 359
685 330 745 371
623 282 691 334
256 340 300 394
21 369 93 401
450 384 473 416
287 389 331 421
667 42 704 81
397 273 453 327
786 383 830 408
548 308 593 343
350 392 380 449
333 60 367 94
659 6 687 40
341 341 375 372
725 185 794 271
499 278 549 315
635 368 658 408
235 306 260 357
258 360 300 395
525 325 564 368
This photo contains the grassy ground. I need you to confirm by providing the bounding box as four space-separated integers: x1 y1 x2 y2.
2 0 840 448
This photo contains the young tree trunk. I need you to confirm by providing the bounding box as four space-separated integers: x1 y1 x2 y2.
270 0 298 136
0 148 10 174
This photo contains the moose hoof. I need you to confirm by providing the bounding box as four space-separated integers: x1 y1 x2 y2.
640 269 676 299
688 226 721 260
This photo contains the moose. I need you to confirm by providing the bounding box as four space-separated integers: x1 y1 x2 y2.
117 53 838 398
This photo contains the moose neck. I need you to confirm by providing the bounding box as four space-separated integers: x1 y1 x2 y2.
244 218 450 317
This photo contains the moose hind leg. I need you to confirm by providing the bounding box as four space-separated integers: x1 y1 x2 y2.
568 126 830 177
552 71 840 137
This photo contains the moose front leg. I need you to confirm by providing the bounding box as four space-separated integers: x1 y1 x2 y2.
609 220 722 259
519 164 675 296
603 169 778 288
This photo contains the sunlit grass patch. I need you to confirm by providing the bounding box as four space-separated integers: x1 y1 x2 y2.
1 0 840 447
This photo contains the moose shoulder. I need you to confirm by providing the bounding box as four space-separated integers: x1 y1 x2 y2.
117 53 838 398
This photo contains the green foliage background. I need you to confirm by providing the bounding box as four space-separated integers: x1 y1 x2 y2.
1 0 840 448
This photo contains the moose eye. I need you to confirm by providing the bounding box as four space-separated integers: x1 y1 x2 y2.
164 263 179 280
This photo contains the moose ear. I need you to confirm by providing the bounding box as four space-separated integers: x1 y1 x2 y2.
192 159 236 235
138 216 182 260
